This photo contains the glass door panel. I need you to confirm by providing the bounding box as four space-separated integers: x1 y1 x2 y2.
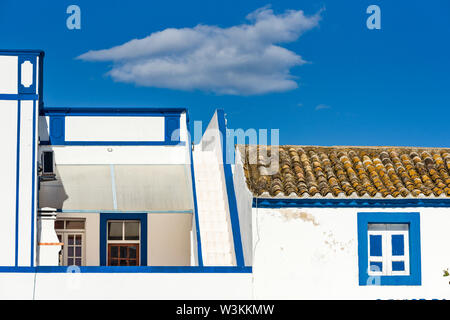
108 244 139 266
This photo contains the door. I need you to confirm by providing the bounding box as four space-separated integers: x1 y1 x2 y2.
55 219 86 266
106 220 141 266
108 244 139 266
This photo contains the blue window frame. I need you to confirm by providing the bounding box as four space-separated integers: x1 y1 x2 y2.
100 213 148 266
357 212 421 286
42 109 183 146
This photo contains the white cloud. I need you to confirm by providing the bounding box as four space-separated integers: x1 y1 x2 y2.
315 104 331 110
77 6 321 95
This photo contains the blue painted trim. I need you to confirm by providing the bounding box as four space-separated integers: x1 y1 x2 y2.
100 213 148 266
0 94 39 100
43 141 186 146
14 101 21 267
41 107 186 116
57 209 192 214
0 50 44 108
42 112 185 146
30 100 37 266
216 109 245 267
18 55 37 95
253 197 450 208
187 110 203 266
49 115 65 145
0 266 252 273
357 212 421 286
0 49 44 56
165 115 181 143
37 52 44 110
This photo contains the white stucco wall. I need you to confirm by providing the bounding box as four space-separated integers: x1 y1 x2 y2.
232 149 253 266
0 100 19 266
0 272 252 300
0 54 40 268
38 145 189 165
148 213 192 266
251 206 450 299
0 56 18 94
65 116 165 142
17 100 38 266
0 99 38 267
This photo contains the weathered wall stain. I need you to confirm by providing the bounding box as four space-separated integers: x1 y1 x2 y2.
278 209 319 226
323 230 354 253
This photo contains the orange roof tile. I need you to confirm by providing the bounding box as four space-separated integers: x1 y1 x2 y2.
238 145 450 198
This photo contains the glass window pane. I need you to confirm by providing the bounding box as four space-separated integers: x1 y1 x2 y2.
55 221 64 229
124 222 140 240
75 235 82 245
129 246 137 259
368 224 386 231
110 259 118 266
75 258 82 266
66 221 85 230
68 247 74 257
369 261 382 272
387 224 408 231
392 261 405 271
120 246 127 258
369 235 382 257
392 234 405 256
68 258 74 265
110 246 118 258
129 259 137 266
75 247 82 257
119 260 127 266
68 235 74 245
108 222 123 240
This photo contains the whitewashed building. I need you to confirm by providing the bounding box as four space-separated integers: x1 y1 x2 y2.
0 49 449 299
234 145 450 299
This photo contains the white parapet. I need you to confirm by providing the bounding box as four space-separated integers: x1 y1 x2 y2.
193 149 236 266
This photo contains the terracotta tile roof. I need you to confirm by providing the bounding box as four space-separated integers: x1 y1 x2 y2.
238 145 450 198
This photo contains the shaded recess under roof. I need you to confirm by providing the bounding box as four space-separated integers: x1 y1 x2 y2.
238 145 450 198
39 164 194 211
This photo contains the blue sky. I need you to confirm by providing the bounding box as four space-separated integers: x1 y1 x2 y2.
1 0 449 146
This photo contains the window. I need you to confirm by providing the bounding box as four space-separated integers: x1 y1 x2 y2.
42 151 54 175
55 219 86 266
100 213 148 266
358 212 421 286
368 224 409 276
107 221 140 266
